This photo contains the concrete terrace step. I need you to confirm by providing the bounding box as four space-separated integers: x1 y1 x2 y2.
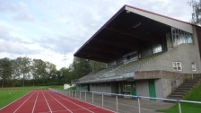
173 90 189 93
176 87 192 90
167 78 201 100
171 92 187 95
178 85 194 87
168 95 184 99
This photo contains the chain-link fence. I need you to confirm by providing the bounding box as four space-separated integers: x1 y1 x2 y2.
49 88 201 113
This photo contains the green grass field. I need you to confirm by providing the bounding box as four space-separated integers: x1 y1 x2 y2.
0 90 30 109
158 83 201 113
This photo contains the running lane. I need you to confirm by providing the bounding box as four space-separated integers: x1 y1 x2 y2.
14 90 38 113
42 90 72 113
48 90 114 113
0 90 115 113
32 91 50 113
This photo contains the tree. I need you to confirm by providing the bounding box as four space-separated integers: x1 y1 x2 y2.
16 57 31 86
71 57 92 79
0 58 12 88
45 61 57 84
11 59 21 87
32 59 47 85
190 0 201 24
59 67 71 84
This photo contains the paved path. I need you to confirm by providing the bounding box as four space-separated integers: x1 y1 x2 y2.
73 92 174 113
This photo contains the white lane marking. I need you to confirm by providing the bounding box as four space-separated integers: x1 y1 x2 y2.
49 91 94 113
42 91 53 113
32 91 39 113
45 91 73 113
50 90 115 113
13 91 36 113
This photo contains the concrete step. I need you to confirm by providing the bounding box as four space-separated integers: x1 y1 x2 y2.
171 92 186 95
167 78 201 100
180 82 196 86
185 80 199 83
182 82 196 84
178 84 194 87
168 95 183 99
177 86 194 89
173 90 189 93
177 87 192 90
182 81 197 84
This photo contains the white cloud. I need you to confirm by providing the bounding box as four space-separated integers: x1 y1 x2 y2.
0 0 194 69
0 1 35 22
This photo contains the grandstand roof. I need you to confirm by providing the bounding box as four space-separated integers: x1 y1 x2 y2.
74 5 193 63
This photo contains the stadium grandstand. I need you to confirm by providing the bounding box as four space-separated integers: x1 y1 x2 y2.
72 5 201 99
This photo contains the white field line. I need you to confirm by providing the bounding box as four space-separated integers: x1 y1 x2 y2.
0 91 31 111
13 91 36 113
42 91 52 113
32 91 39 113
45 91 73 113
50 91 94 113
50 90 116 113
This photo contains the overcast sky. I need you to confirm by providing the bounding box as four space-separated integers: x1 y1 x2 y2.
0 0 193 69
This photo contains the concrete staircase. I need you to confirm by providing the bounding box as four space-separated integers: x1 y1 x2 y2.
168 78 201 99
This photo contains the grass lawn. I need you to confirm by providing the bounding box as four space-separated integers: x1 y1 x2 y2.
157 83 201 113
49 85 64 90
0 90 30 109
49 85 76 90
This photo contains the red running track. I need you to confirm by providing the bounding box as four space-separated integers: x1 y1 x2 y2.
0 90 115 113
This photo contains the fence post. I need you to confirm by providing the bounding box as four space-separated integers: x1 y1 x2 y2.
137 96 141 113
178 100 182 113
92 92 94 103
85 92 86 101
75 90 77 98
102 93 104 107
116 95 118 112
80 91 81 99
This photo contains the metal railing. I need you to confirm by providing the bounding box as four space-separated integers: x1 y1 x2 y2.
49 88 201 113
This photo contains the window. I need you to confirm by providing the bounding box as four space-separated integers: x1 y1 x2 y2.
124 85 131 91
123 51 138 63
153 44 162 53
192 63 196 71
171 28 193 47
172 62 182 71
124 83 132 91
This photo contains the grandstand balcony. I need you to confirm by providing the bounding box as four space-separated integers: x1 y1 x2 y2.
72 4 201 98
72 51 167 84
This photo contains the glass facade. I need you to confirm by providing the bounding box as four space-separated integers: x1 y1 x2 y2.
153 44 162 53
171 28 193 47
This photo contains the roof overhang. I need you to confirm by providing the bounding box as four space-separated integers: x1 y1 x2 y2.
74 5 194 63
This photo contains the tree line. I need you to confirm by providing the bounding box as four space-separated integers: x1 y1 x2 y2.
0 57 106 87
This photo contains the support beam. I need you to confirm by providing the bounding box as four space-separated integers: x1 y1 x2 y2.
105 27 162 43
85 44 121 56
78 51 115 61
94 37 141 50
